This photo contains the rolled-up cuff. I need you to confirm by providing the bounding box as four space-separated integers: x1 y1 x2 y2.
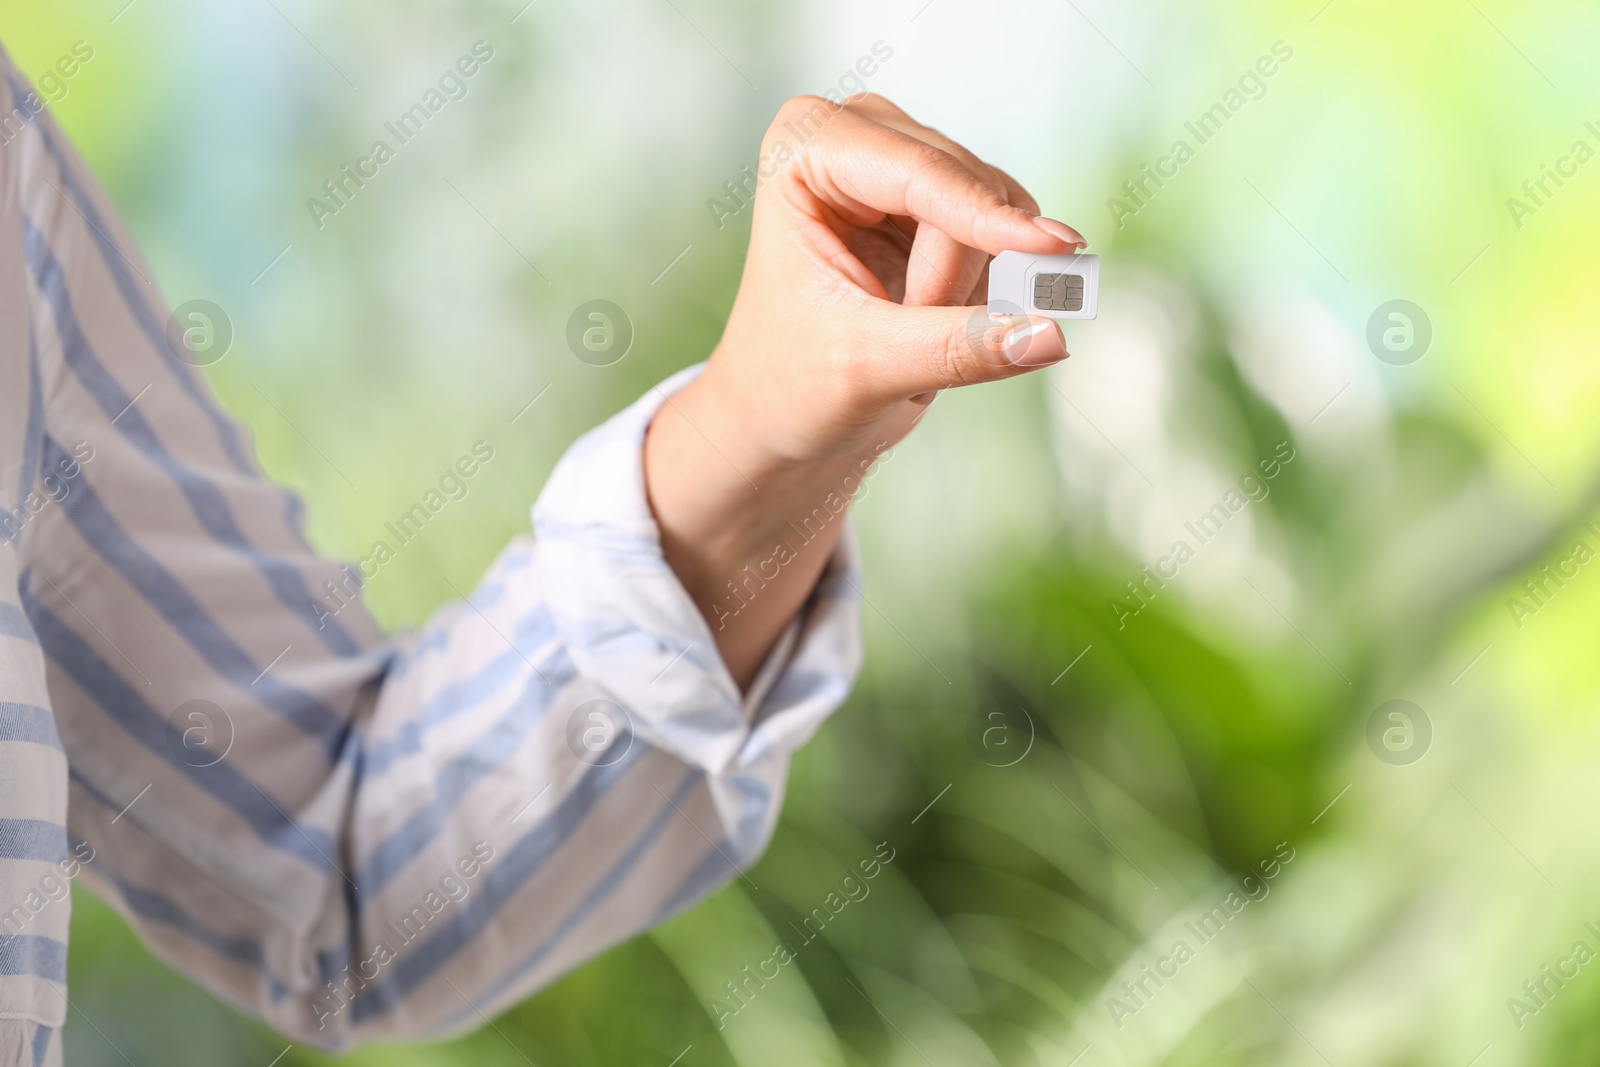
530 365 863 777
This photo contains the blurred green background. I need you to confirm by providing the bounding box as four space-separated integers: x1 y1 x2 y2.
5 0 1600 1063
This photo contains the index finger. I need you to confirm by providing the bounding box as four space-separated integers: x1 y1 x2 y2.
779 97 1084 257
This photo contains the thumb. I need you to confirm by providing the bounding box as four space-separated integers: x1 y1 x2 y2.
856 301 1068 402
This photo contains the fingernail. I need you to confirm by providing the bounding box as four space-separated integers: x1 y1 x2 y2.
1002 318 1066 365
1033 216 1086 248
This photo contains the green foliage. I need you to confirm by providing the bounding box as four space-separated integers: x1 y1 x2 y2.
9 0 1600 1062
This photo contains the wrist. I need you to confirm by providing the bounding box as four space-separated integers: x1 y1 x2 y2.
643 366 879 685
665 364 801 487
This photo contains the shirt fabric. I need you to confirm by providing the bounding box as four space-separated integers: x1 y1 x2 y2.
0 48 861 1066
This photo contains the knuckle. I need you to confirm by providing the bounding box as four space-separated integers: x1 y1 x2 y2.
905 145 1003 216
841 91 890 112
993 165 1038 209
904 143 963 192
934 326 984 388
828 340 877 398
770 94 836 141
924 137 1008 198
952 150 1008 198
820 309 887 403
777 93 830 119
764 95 851 156
1007 186 1040 212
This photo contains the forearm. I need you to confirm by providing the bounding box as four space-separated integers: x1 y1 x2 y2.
644 367 872 688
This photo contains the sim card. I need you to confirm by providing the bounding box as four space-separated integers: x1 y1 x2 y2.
987 250 1099 320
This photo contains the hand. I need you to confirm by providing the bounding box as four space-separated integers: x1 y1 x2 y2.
644 93 1086 687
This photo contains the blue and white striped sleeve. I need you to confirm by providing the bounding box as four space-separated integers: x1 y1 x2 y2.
0 48 861 1054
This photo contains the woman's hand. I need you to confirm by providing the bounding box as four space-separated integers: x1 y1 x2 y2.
644 93 1086 687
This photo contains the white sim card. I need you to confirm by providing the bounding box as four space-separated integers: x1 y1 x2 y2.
987 250 1099 320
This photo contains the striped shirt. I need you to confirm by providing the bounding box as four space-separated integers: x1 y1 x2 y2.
0 47 860 1065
